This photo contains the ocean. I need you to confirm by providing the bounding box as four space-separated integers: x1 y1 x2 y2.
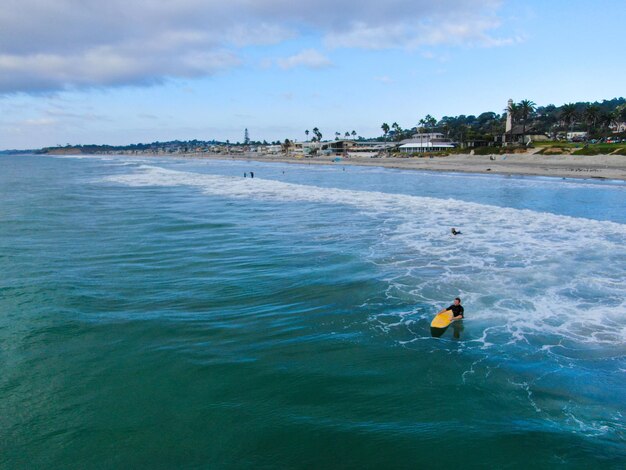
1 154 625 468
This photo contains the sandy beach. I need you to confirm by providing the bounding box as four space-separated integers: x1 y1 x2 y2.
194 151 626 181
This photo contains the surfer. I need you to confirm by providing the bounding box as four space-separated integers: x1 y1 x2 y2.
430 297 464 338
438 297 464 321
451 228 462 235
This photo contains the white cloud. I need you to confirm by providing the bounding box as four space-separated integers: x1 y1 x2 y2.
276 49 333 70
324 9 510 49
0 49 241 93
0 0 513 94
19 118 58 127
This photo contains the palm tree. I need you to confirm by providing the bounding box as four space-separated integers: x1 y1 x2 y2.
600 111 618 131
305 129 310 140
423 114 437 128
559 103 577 139
584 104 600 135
506 102 520 144
381 123 390 140
351 130 357 138
391 122 401 141
517 99 536 145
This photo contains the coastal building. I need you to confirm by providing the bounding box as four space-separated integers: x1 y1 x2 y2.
503 98 550 145
610 122 626 133
509 124 549 144
566 131 588 141
398 141 456 153
318 139 398 157
264 144 282 154
302 141 322 156
348 141 395 157
463 139 491 149
398 133 456 154
503 121 550 145
319 139 354 155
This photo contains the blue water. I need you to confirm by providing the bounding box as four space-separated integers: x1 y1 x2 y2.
1 154 625 468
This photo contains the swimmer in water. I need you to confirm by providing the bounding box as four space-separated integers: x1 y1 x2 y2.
451 228 462 235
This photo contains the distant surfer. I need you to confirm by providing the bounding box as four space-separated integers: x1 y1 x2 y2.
437 297 464 321
250 171 254 178
451 227 462 236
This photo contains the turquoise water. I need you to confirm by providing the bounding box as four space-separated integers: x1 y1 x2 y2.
1 154 625 468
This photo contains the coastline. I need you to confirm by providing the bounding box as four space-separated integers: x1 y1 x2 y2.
172 151 626 181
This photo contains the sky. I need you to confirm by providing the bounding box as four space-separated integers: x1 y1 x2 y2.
1 0 625 149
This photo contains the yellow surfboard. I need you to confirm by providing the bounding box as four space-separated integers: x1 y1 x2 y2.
431 310 453 329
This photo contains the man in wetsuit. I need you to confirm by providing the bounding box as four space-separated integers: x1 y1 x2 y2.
431 297 465 338
442 297 464 321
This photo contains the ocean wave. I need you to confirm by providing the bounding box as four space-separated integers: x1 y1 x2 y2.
104 165 626 352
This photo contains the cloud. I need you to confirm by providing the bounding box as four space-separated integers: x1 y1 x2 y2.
43 107 111 122
0 0 512 94
19 118 58 127
0 49 241 94
324 8 510 49
276 49 332 70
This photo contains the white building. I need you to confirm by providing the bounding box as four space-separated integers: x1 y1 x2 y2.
398 133 456 153
399 141 456 153
611 122 626 133
566 131 588 140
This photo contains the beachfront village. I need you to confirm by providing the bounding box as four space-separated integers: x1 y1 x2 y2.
33 97 626 158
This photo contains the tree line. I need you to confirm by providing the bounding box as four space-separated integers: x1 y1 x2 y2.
380 97 626 144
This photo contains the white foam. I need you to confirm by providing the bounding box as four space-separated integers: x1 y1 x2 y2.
105 165 626 351
47 154 98 160
47 154 151 164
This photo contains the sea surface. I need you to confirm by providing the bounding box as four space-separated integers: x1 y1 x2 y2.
1 154 625 469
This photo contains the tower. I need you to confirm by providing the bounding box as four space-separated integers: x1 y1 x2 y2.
244 128 250 145
505 99 513 133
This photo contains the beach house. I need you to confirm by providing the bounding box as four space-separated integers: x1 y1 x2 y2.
398 133 457 154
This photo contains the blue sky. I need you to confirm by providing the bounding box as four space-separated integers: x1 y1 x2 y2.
1 0 625 149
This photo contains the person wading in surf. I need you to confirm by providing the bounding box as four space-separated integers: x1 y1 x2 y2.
439 297 464 338
437 297 464 321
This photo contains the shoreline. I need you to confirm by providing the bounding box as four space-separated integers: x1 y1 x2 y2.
31 149 626 181
174 152 626 181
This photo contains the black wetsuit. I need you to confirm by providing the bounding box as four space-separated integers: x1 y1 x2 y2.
448 304 464 318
